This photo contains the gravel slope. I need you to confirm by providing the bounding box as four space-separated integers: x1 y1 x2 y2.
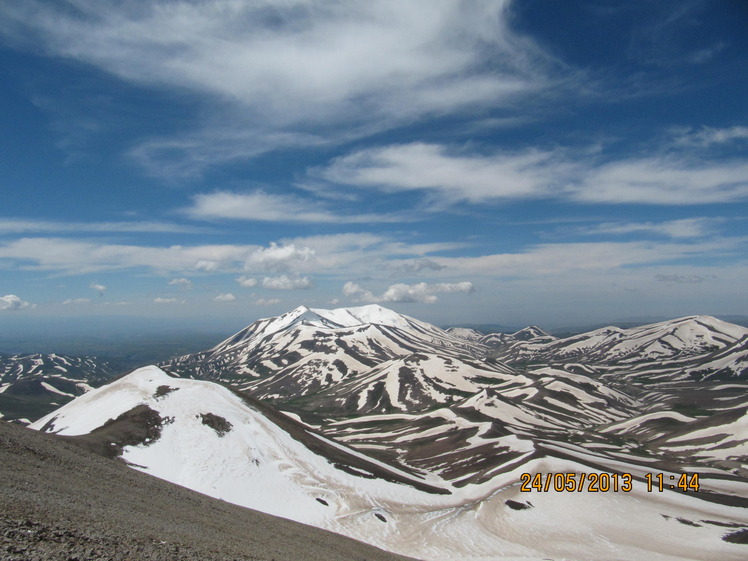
0 420 418 561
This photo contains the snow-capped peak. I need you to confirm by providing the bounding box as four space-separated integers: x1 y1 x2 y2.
511 325 554 341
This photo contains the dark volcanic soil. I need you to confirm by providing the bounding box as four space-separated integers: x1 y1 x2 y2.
0 421 418 561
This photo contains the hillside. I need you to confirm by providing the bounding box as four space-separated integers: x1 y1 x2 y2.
0 419 415 561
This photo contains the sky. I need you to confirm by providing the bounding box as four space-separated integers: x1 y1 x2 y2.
0 0 747 338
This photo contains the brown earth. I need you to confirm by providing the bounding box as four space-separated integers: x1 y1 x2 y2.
0 420 419 561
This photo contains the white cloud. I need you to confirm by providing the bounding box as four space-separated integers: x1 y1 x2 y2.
185 190 399 223
168 277 192 288
214 293 237 302
0 218 207 235
0 238 277 275
572 157 748 205
319 143 565 205
245 243 316 273
235 275 258 288
62 298 91 305
389 257 446 275
342 282 378 303
154 297 178 304
0 1 557 177
263 275 313 290
578 218 722 239
435 240 741 277
90 282 106 296
674 125 748 147
0 294 31 311
343 281 473 304
255 297 281 306
319 142 748 207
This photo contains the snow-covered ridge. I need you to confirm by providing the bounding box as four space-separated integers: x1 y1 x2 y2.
30 364 748 561
225 304 437 346
491 314 748 369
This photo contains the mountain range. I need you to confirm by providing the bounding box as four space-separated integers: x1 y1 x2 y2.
7 305 748 560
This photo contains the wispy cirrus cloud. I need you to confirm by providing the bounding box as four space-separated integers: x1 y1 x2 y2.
184 190 405 223
0 218 208 235
317 141 748 207
0 0 561 179
575 218 723 239
0 238 291 275
432 239 743 278
318 143 567 205
671 125 748 147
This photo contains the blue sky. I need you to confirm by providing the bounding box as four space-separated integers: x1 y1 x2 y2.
1 0 747 334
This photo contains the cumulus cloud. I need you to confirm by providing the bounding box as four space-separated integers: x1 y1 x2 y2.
90 282 106 296
154 297 178 304
342 282 378 303
214 293 237 302
343 281 473 304
263 275 313 290
0 294 31 311
235 275 258 288
245 243 315 273
168 277 192 288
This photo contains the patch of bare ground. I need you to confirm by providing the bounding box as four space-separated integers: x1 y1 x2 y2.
0 420 418 561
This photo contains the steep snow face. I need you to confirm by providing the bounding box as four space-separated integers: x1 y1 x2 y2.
30 365 748 561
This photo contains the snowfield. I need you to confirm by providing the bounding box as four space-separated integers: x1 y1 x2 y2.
32 365 748 561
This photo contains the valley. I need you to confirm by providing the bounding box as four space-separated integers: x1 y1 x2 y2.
4 305 748 560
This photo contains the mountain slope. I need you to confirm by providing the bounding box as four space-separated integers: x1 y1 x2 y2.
0 353 120 422
30 365 748 561
0 419 416 561
163 304 492 401
492 315 748 367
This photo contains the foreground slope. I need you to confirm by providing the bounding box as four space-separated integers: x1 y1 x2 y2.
0 419 416 561
31 366 748 561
